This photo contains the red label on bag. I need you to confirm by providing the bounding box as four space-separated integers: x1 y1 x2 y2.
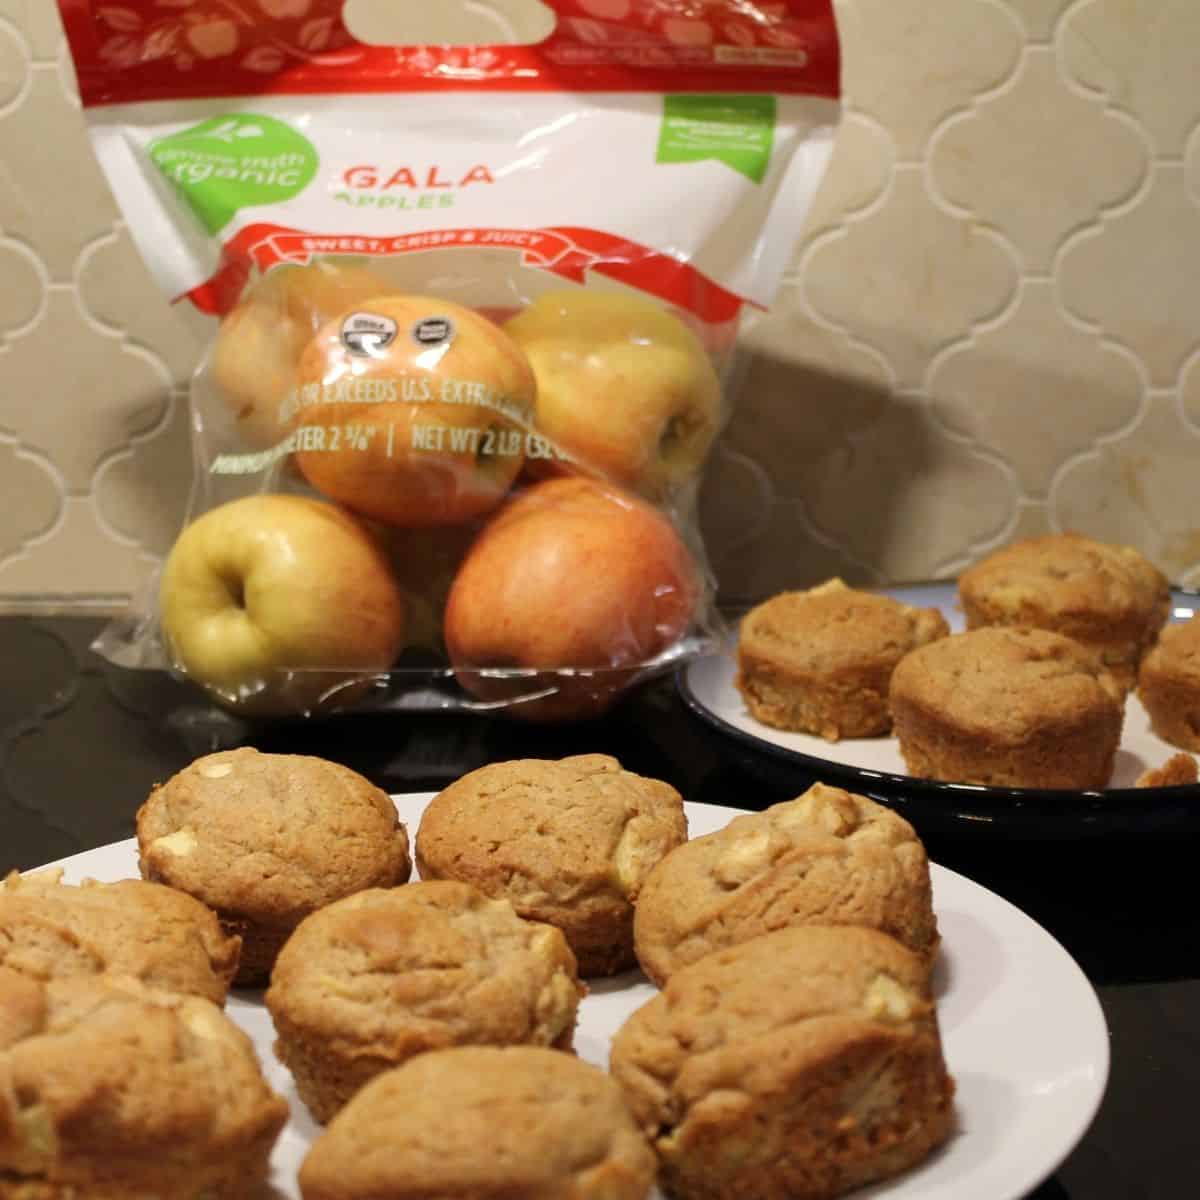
57 0 839 107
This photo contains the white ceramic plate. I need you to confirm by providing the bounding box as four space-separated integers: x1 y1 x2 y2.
685 583 1199 792
681 580 1200 835
34 792 1109 1200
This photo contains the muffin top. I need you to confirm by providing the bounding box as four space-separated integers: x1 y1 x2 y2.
959 533 1168 638
137 748 411 924
739 579 950 672
415 754 687 925
890 626 1124 740
265 881 583 1052
0 969 287 1193
633 784 936 985
1140 616 1200 683
299 1046 656 1200
0 869 239 1005
612 924 941 1137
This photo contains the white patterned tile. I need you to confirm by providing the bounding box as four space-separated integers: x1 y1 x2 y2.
0 436 61 573
702 497 879 602
0 496 155 595
92 388 192 561
0 291 171 492
803 171 1020 389
794 111 895 247
0 2 63 60
0 14 28 109
1057 166 1200 388
1060 0 1200 157
838 0 1024 159
1051 393 1200 584
0 235 43 333
797 395 1018 580
929 281 1145 497
724 300 895 499
76 226 204 389
1000 0 1077 41
0 68 118 282
929 48 1148 274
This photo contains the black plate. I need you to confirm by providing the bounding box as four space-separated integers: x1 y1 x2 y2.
677 584 1200 840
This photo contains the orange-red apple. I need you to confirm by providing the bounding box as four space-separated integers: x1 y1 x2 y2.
291 294 536 527
444 477 702 720
159 494 406 716
504 290 722 498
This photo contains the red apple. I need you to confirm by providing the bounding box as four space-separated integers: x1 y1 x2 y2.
444 478 702 719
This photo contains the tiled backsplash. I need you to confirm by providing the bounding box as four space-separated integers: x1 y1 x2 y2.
3 0 1200 605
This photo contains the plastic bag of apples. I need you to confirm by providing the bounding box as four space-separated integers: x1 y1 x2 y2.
64 0 841 721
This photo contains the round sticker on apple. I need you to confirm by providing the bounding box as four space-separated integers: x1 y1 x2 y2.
341 312 399 357
411 316 456 348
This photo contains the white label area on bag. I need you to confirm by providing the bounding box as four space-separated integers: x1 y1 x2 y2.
92 91 837 316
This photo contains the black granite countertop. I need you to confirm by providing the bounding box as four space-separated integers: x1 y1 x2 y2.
2 613 1196 1200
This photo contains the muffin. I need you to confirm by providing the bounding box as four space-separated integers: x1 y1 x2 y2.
265 880 585 1123
415 754 688 976
0 869 239 1004
958 532 1169 690
632 783 937 986
0 969 288 1200
889 626 1125 789
735 579 950 740
137 747 411 986
1137 617 1200 751
610 926 956 1200
299 1046 657 1200
1135 752 1198 788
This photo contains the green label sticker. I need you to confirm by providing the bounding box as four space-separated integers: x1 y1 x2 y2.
656 95 777 184
150 113 319 235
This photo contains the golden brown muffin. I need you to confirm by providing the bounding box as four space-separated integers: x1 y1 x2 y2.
735 579 950 740
958 532 1169 690
0 968 288 1200
137 747 411 986
1137 617 1200 752
265 880 585 1123
890 626 1125 790
299 1046 657 1200
415 754 688 976
0 870 238 1005
632 784 937 987
610 926 956 1200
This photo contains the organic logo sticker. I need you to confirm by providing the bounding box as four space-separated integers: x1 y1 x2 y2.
150 113 319 235
656 94 777 184
341 312 399 357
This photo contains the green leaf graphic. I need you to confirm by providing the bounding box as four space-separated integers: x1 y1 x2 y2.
656 94 777 185
150 113 319 235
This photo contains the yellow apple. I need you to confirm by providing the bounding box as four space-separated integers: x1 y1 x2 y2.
291 294 536 527
503 290 722 498
210 261 394 448
159 494 406 716
444 477 702 720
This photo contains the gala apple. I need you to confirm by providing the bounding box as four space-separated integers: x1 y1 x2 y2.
291 294 536 527
210 261 395 448
443 477 703 720
503 290 722 498
159 493 406 716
